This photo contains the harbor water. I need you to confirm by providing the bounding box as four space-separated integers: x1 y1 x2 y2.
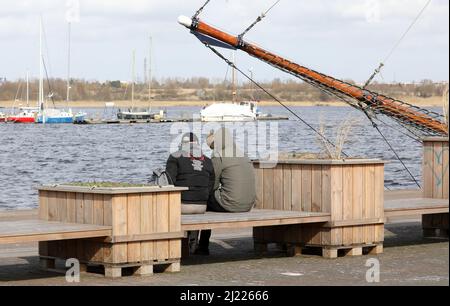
0 106 427 210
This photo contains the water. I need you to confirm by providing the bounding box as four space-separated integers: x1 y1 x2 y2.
0 106 427 211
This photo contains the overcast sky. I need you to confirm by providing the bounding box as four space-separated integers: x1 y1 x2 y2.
0 0 448 83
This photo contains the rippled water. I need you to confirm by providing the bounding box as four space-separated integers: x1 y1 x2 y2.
0 106 430 211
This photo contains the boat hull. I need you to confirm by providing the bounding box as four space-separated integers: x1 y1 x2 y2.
7 117 36 123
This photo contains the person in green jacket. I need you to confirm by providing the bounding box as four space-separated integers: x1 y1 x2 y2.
196 128 256 255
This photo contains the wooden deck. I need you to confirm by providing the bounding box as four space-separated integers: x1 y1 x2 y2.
0 220 111 244
384 190 448 219
181 209 330 231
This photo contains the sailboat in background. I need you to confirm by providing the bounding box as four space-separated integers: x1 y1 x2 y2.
117 37 161 121
200 52 258 122
6 71 40 123
35 17 85 124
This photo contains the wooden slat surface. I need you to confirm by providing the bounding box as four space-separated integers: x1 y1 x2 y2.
384 198 449 218
0 220 111 244
181 209 330 231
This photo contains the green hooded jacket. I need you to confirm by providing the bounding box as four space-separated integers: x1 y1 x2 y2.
211 128 256 212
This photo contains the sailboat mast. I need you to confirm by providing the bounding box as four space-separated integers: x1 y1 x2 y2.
66 22 71 107
26 70 29 107
39 17 45 123
148 36 152 110
131 49 136 112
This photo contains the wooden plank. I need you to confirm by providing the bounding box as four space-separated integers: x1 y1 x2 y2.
263 168 274 210
127 194 141 263
47 191 58 222
301 165 312 212
291 165 302 212
155 192 170 260
83 193 94 224
0 220 111 244
283 165 292 211
254 168 264 209
352 165 364 245
140 194 155 261
38 190 49 221
330 166 343 246
321 166 332 246
182 211 330 231
342 166 353 246
56 191 67 222
433 142 444 199
66 193 76 223
374 165 385 242
423 141 434 198
91 194 105 262
112 195 128 263
169 192 182 259
364 165 376 244
76 193 84 224
310 165 322 244
102 194 113 263
443 142 449 199
273 166 284 210
38 185 188 194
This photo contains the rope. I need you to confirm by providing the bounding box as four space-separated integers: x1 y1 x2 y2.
364 0 433 87
205 43 349 158
193 0 211 19
238 0 281 41
364 113 421 188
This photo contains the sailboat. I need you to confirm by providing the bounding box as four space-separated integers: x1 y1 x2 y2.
117 38 158 121
35 17 85 124
6 71 40 123
200 52 258 122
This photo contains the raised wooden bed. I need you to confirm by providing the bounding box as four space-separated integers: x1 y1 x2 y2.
38 185 187 278
252 159 385 258
422 137 449 238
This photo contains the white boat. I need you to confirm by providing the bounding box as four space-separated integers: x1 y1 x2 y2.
201 101 258 122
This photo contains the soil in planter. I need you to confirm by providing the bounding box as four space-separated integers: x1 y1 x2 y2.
278 152 362 160
65 182 152 188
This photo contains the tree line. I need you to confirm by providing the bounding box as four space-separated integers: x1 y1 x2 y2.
0 77 447 103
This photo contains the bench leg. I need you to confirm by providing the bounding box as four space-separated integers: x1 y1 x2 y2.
286 244 303 257
164 262 180 273
134 264 154 276
105 266 122 278
322 249 338 259
40 257 55 270
368 244 383 255
347 247 363 257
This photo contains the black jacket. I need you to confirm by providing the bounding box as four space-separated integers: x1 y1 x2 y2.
166 145 215 204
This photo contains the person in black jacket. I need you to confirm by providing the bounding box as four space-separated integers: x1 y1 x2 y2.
166 132 215 215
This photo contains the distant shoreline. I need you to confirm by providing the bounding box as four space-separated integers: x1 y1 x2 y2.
0 96 445 109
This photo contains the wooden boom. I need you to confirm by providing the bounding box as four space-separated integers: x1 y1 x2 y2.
178 16 448 137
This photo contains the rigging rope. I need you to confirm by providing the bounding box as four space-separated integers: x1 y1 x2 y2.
363 112 421 188
204 43 349 158
364 0 433 88
238 0 281 42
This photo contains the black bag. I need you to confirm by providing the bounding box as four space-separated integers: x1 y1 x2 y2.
149 169 174 187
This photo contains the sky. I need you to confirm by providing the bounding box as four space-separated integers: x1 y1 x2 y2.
0 0 448 83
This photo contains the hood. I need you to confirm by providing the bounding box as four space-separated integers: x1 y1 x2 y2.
213 128 243 158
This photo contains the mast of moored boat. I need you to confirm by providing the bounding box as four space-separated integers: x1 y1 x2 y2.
148 36 152 112
26 70 29 107
131 49 136 113
66 21 71 108
39 17 45 124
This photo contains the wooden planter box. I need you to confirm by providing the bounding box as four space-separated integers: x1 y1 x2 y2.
422 137 449 237
253 159 385 258
38 185 187 277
